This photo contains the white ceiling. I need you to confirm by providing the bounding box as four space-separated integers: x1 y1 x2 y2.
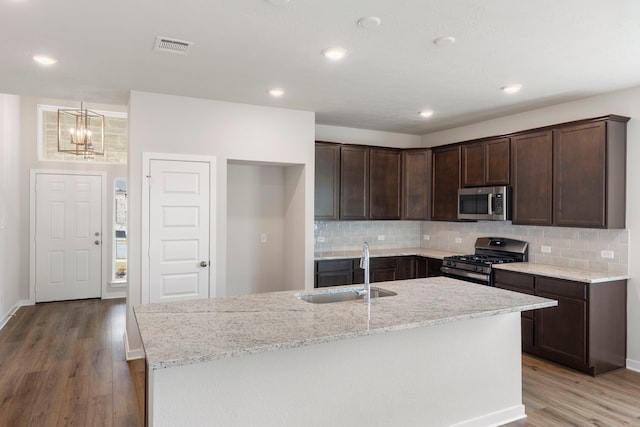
2 0 640 135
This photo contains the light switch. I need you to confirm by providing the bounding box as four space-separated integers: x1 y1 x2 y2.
260 233 267 243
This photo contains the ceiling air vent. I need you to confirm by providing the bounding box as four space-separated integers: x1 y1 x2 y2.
153 36 194 54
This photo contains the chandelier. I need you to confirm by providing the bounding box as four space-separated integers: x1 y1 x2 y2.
57 102 105 159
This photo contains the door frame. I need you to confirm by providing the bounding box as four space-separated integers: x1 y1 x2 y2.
141 153 217 304
29 169 107 303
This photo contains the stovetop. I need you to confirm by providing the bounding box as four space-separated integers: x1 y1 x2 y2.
445 254 516 265
441 237 529 285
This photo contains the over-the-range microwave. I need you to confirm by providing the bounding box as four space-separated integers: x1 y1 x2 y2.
457 186 511 221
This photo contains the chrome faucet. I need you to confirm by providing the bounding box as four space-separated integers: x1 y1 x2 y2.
360 241 370 303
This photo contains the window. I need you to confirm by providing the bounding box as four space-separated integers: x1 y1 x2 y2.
37 104 128 163
113 178 127 283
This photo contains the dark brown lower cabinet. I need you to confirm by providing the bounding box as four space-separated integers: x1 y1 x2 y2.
494 270 626 376
397 256 416 280
315 259 353 288
354 257 398 284
416 257 443 278
315 256 444 287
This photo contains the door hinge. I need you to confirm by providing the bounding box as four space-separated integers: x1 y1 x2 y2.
146 175 151 186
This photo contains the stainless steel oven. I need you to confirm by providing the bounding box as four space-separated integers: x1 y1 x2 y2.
441 237 528 286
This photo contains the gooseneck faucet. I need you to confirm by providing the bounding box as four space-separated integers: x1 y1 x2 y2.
360 242 370 303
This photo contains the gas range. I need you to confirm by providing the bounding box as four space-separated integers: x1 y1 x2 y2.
441 237 528 286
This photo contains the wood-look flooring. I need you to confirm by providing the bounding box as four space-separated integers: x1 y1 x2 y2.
508 354 640 426
0 299 144 427
2 299 640 426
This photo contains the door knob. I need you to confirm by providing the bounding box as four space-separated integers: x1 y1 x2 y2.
200 261 209 267
94 240 101 245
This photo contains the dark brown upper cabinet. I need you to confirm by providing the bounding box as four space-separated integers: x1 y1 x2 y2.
314 142 341 220
511 130 553 226
340 145 369 219
369 148 402 220
461 137 510 187
553 116 628 229
431 145 461 221
401 148 431 220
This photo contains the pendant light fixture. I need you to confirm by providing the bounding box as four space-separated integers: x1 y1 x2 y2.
57 102 105 159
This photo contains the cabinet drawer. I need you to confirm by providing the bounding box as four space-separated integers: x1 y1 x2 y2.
494 270 534 291
316 272 352 288
536 277 586 300
370 257 398 269
316 259 353 273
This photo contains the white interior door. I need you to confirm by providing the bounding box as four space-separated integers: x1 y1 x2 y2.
149 159 210 303
35 174 102 302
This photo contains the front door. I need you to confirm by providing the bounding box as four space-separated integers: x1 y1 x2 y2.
35 173 102 302
148 159 211 303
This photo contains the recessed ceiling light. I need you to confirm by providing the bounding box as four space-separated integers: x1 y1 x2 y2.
501 84 522 94
418 110 434 118
433 36 456 46
357 16 382 29
265 0 291 5
267 88 285 97
321 47 347 61
33 55 58 65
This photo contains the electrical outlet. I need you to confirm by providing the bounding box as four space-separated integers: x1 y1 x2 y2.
541 245 552 253
423 234 430 241
260 233 267 243
454 237 462 244
601 250 614 259
377 235 385 241
317 236 326 243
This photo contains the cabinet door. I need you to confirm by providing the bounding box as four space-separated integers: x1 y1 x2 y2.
355 257 398 283
369 148 401 219
535 277 588 370
416 257 428 278
340 146 369 219
461 141 485 188
427 258 443 277
485 137 510 185
535 292 587 369
432 146 461 221
314 142 340 219
402 149 431 220
397 256 416 280
553 121 606 228
315 259 353 288
511 130 553 225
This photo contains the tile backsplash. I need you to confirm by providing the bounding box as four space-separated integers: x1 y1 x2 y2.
314 220 628 275
314 221 421 252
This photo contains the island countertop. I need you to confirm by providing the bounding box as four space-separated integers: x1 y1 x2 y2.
134 277 556 370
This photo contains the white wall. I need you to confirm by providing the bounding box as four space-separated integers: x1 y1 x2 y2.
421 85 640 369
315 124 421 148
0 94 23 326
127 91 315 355
227 163 288 295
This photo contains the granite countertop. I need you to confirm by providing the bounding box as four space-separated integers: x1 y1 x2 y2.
494 262 630 283
316 247 628 283
134 277 556 370
314 247 460 260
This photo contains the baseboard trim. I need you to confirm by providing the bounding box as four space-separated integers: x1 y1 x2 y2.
627 358 640 373
450 404 526 427
124 329 145 361
0 299 34 330
101 292 127 300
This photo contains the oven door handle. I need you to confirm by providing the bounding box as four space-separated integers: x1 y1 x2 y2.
440 267 490 283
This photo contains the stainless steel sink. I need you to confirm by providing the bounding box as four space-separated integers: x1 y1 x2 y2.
295 287 397 304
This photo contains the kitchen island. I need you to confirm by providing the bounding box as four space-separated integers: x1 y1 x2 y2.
135 277 556 427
